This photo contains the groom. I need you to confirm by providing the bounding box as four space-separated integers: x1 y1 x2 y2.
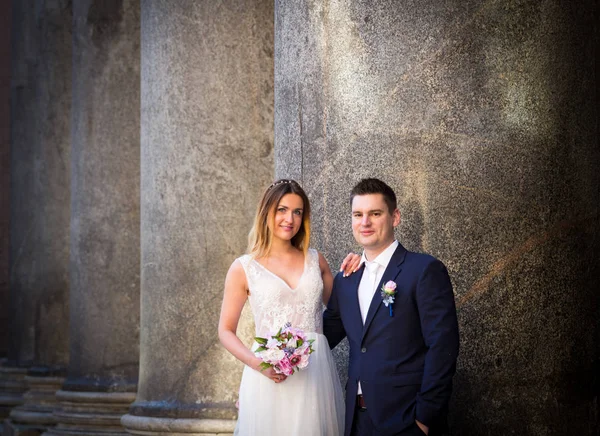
324 178 459 436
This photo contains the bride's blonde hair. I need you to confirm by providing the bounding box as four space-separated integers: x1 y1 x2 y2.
248 179 311 258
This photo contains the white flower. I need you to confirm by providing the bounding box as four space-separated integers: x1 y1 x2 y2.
266 337 281 349
261 348 285 363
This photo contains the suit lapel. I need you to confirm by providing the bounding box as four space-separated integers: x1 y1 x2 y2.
361 244 407 342
346 264 365 336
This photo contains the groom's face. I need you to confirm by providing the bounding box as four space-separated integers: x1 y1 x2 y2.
351 193 400 255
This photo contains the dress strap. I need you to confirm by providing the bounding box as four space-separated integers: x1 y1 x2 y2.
237 254 253 288
308 248 318 268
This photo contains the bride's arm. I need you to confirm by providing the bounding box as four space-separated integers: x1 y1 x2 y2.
219 260 288 383
318 252 334 304
218 260 262 371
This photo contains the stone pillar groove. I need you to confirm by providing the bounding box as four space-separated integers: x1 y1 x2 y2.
275 1 598 435
45 0 140 435
122 1 274 434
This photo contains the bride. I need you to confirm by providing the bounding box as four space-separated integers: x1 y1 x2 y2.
218 179 358 436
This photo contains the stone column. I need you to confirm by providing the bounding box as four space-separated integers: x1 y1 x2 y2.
275 1 598 435
3 0 71 433
121 1 273 434
0 1 11 422
44 1 140 435
0 0 11 364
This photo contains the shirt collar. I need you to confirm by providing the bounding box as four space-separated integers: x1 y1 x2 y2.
360 240 399 269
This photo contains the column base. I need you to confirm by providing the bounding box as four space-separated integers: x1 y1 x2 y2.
5 374 65 434
42 390 135 436
2 419 46 436
0 366 29 421
121 415 236 436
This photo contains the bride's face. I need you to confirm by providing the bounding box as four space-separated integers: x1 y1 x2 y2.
269 193 304 242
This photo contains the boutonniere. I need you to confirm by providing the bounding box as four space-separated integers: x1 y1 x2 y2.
381 280 398 316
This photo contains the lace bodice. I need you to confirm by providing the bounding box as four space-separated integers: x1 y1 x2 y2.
238 248 324 336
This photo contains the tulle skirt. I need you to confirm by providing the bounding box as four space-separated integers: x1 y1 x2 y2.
234 332 345 436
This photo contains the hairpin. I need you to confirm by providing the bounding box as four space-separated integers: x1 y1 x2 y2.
267 180 294 190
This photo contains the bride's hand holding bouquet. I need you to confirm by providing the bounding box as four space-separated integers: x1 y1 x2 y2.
253 322 315 383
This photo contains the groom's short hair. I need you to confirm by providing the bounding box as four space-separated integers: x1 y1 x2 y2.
351 178 397 213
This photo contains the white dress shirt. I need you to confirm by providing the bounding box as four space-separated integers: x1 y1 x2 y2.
357 240 398 395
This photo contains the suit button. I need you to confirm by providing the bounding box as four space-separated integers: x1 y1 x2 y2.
361 347 367 353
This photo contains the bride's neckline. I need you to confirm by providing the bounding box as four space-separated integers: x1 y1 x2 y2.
251 253 308 291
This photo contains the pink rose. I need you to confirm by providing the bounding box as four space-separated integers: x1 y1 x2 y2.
383 280 397 295
297 354 309 369
278 357 294 376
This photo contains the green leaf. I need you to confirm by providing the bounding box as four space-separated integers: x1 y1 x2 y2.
259 362 271 372
255 346 267 353
254 337 268 345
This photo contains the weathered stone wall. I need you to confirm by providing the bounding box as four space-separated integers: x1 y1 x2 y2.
275 1 598 435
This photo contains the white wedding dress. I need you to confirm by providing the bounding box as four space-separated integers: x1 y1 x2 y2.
235 249 345 436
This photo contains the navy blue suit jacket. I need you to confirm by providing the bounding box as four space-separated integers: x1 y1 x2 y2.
323 243 459 436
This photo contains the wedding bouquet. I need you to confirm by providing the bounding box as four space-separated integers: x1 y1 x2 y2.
254 322 315 376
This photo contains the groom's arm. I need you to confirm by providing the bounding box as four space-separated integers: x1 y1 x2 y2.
323 273 347 349
415 259 460 427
